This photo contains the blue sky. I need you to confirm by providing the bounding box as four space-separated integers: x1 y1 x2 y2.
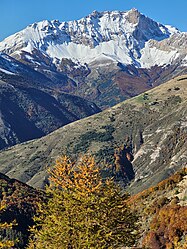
0 0 186 41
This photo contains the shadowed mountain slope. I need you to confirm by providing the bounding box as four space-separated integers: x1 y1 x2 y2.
0 54 100 150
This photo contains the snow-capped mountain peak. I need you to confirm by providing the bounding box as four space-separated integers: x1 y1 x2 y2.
0 9 185 68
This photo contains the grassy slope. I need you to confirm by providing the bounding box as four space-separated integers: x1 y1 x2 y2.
0 75 187 191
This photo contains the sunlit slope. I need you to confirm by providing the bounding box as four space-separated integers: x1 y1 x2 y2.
0 75 187 191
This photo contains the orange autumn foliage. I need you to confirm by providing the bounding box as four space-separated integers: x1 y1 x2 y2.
49 155 102 195
142 204 187 249
28 155 139 249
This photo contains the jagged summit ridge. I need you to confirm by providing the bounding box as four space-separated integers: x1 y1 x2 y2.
0 9 184 68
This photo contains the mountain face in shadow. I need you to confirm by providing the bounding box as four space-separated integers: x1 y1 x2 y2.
0 54 100 150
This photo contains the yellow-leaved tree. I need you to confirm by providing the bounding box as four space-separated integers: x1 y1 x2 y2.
27 156 139 249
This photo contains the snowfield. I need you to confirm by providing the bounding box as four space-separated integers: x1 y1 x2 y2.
0 9 185 69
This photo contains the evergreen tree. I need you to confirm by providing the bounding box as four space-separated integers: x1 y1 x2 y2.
27 156 139 249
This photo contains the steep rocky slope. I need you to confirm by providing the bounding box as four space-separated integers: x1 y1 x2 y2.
0 9 186 108
0 53 100 150
0 75 186 191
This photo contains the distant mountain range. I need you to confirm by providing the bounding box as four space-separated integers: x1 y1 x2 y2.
0 9 185 68
0 9 186 109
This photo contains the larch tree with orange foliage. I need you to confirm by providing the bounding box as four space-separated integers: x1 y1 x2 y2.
27 156 139 249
